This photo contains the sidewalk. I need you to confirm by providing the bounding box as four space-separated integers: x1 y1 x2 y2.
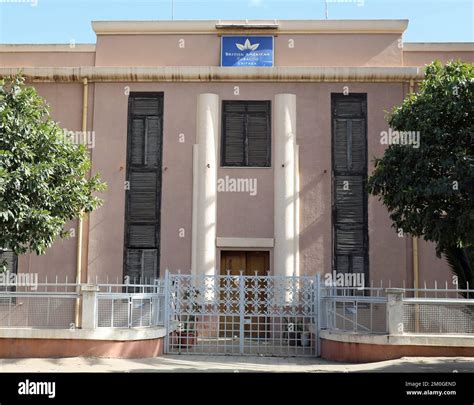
0 356 473 373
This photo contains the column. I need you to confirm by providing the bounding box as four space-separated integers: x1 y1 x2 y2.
274 94 298 278
192 94 219 278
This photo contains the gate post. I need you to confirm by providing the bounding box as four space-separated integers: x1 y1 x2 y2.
316 274 321 356
239 272 245 355
80 284 99 329
164 269 170 353
387 288 404 335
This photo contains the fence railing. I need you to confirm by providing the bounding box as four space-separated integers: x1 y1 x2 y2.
321 285 474 336
402 298 474 334
96 282 165 328
1 278 472 337
0 291 78 329
0 281 165 330
320 287 388 333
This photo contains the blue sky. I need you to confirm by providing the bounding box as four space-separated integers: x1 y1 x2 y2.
0 0 472 44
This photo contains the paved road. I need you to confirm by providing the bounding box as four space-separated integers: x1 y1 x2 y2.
0 356 473 373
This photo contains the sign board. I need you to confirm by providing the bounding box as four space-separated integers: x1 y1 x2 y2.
221 36 274 67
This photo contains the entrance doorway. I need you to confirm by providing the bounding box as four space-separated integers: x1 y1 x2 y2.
165 251 317 356
220 251 269 276
220 251 270 339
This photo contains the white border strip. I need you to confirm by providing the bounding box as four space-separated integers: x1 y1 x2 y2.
217 237 275 248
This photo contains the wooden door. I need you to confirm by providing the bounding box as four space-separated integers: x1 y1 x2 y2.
244 252 269 339
219 251 269 339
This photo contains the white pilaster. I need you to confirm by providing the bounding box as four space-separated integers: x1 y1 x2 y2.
192 93 219 277
274 94 298 278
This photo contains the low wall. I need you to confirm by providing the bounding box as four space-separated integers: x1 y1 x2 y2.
0 327 166 359
320 330 474 363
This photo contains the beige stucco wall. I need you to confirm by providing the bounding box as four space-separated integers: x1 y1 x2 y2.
2 22 466 286
0 51 95 67
84 80 449 285
404 51 474 66
94 33 403 67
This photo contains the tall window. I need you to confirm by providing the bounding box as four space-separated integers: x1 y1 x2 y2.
221 101 271 167
124 93 163 282
331 94 369 282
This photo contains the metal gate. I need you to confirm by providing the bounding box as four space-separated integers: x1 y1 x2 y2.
165 272 318 356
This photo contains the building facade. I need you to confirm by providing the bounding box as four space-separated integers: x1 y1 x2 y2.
1 19 473 288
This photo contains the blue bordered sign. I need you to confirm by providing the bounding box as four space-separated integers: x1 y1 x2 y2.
221 36 274 67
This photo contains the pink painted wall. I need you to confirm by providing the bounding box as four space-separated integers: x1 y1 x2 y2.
0 52 95 67
404 51 474 66
274 34 403 67
86 80 449 285
4 28 467 287
418 240 452 288
94 33 402 67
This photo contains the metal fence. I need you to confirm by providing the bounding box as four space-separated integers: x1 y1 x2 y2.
96 282 165 328
0 280 165 330
0 283 78 329
320 285 474 336
166 273 318 356
320 287 388 333
403 298 474 334
1 275 473 349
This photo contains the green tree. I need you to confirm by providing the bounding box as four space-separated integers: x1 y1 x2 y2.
368 61 474 292
0 75 106 270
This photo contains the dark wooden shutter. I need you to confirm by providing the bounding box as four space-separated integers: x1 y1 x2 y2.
125 249 157 282
222 101 271 167
124 94 163 282
332 94 368 282
222 113 245 166
247 113 270 167
128 172 158 223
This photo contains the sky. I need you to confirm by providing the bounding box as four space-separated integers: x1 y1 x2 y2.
0 0 472 44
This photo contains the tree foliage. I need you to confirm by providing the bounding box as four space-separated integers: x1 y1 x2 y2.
368 61 473 252
0 74 106 262
368 61 473 290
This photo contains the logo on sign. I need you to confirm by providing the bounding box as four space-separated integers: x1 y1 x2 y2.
221 36 274 67
236 39 260 51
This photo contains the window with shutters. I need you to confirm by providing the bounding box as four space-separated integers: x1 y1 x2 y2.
124 93 163 282
0 250 18 293
221 101 271 167
331 94 369 283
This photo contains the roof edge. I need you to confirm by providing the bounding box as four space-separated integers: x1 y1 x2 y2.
91 19 409 35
